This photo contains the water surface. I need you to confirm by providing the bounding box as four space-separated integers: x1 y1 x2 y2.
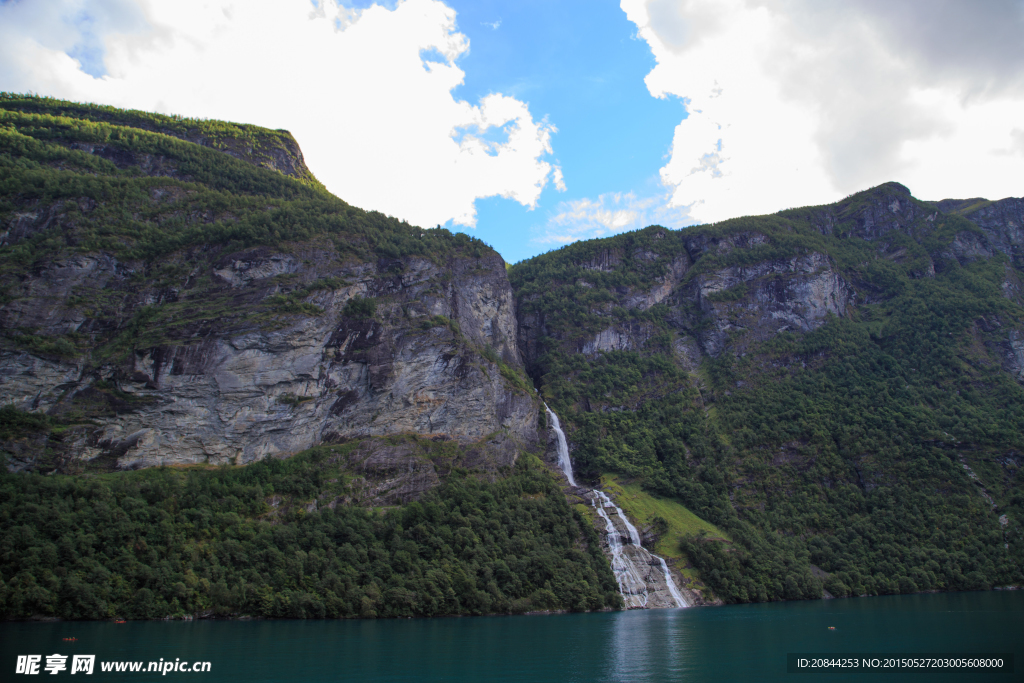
2 591 1021 682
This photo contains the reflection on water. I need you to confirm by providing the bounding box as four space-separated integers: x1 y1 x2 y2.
606 608 688 681
1 591 1021 682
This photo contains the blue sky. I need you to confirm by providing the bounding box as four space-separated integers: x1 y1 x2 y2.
437 0 686 261
1 0 1023 264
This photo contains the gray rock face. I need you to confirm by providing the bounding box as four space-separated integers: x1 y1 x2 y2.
803 182 921 243
0 352 85 413
946 231 993 263
341 440 443 507
1005 329 1024 382
959 198 1024 262
0 246 538 471
521 237 849 364
582 325 650 355
0 253 134 335
683 230 770 260
848 183 921 241
692 251 849 356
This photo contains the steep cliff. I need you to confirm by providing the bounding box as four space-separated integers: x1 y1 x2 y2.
0 94 538 477
1 95 324 189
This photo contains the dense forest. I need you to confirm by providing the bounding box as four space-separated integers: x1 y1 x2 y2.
0 438 620 619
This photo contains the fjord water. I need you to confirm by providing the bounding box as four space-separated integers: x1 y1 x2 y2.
3 591 1021 682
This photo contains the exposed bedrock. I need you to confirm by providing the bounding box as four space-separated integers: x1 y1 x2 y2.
1 248 538 471
519 241 850 366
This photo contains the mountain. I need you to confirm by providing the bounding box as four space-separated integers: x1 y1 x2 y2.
0 94 1021 618
0 94 619 619
510 182 1024 601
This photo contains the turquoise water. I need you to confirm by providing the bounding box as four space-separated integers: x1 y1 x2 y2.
2 591 1021 682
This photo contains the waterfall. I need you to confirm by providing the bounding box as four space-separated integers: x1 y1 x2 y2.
544 404 689 609
544 404 577 487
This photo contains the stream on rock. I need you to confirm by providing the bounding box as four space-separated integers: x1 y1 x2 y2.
544 405 688 609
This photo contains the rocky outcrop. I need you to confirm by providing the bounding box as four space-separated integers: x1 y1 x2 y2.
82 103 316 183
683 230 770 260
945 231 993 263
584 489 695 609
961 198 1024 264
1004 329 1024 382
582 324 652 355
691 251 849 356
845 182 922 241
803 182 922 243
63 130 316 185
208 131 314 181
337 439 442 507
1 97 541 475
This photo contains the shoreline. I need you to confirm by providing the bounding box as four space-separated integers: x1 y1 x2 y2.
6 584 1020 623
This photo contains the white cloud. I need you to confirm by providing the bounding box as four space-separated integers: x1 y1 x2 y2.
621 0 1024 223
0 0 561 228
1005 129 1024 158
534 190 694 246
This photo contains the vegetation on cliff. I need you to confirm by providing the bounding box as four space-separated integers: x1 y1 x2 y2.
0 96 610 620
0 93 496 364
1 94 534 476
510 184 1024 603
0 93 494 263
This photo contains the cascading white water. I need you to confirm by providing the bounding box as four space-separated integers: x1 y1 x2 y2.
544 404 577 487
592 491 649 607
602 490 643 546
545 405 689 609
657 556 688 608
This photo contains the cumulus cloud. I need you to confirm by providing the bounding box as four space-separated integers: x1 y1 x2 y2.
0 0 561 228
621 0 1024 223
534 190 694 246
